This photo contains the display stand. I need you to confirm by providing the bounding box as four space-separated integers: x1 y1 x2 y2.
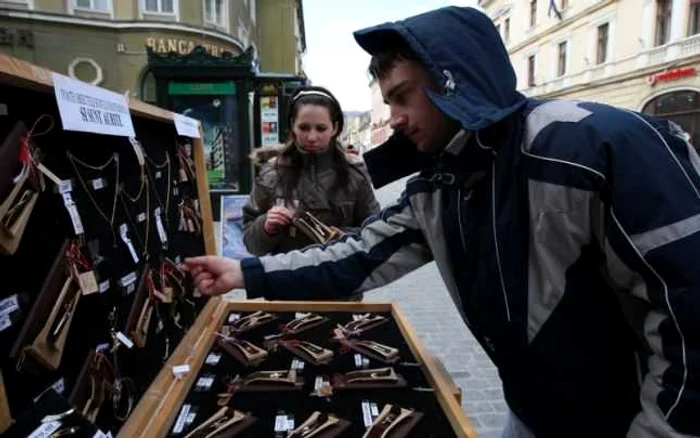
0 53 479 437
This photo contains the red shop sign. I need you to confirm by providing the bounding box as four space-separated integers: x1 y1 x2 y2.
648 67 697 86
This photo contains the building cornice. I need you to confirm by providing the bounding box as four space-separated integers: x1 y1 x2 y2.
0 8 246 51
507 0 616 54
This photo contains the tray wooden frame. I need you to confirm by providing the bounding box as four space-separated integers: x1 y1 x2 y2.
118 300 480 438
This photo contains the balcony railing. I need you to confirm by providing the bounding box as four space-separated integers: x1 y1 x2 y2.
522 33 700 96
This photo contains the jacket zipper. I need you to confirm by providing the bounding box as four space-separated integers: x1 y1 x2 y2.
492 160 512 322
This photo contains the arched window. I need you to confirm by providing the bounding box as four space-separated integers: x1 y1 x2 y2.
642 89 700 148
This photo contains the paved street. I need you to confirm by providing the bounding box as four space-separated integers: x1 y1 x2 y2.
219 175 507 437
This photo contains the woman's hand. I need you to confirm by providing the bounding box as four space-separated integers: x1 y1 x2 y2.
264 206 294 235
182 256 244 296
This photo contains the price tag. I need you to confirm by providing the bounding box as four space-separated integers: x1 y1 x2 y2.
172 404 191 434
228 313 241 323
195 376 214 390
120 271 137 287
91 178 105 190
354 354 369 369
137 212 146 223
205 353 221 365
174 113 201 138
0 315 12 333
361 400 380 428
155 210 168 244
274 415 294 432
119 223 139 263
0 294 19 317
115 331 134 349
99 279 110 293
78 271 99 295
58 179 73 194
155 171 162 179
27 421 61 438
51 378 65 395
291 359 305 371
294 312 309 319
62 192 84 235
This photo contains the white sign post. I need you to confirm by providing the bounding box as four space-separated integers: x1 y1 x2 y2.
52 73 135 137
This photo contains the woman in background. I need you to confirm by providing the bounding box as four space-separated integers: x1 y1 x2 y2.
242 85 380 258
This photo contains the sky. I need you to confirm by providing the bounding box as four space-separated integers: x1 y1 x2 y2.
302 0 478 112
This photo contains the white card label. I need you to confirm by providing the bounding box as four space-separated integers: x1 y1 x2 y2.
228 313 241 322
126 283 135 295
119 223 139 263
0 315 11 333
95 343 110 353
294 312 309 319
186 412 197 424
0 294 19 316
155 211 168 244
172 404 191 434
62 192 84 235
27 421 61 438
58 179 73 194
120 271 137 287
155 171 162 179
51 378 65 395
274 415 294 432
205 353 221 365
196 376 214 389
137 212 146 223
52 72 135 137
174 113 201 138
361 401 373 428
91 178 105 190
291 359 305 370
115 331 134 349
99 280 111 293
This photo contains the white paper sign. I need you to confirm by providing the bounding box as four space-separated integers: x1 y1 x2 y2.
0 294 19 317
174 113 201 138
52 73 135 137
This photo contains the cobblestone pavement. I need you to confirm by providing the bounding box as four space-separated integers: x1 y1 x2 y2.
218 176 507 437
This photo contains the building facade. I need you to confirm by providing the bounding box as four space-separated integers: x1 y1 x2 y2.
481 0 700 146
341 110 370 152
0 0 306 217
369 79 392 149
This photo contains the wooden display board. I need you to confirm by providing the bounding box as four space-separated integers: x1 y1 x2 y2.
119 300 480 437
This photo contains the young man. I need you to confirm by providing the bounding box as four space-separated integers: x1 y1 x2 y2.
184 7 700 437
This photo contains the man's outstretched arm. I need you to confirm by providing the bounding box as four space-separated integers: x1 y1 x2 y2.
241 192 433 300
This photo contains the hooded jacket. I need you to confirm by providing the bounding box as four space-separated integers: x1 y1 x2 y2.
242 145 380 255
241 7 700 437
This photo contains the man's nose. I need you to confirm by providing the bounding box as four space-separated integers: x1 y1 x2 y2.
389 114 408 131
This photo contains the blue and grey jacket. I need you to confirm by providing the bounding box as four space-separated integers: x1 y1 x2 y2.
241 7 700 437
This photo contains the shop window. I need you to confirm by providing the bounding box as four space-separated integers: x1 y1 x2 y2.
643 90 700 149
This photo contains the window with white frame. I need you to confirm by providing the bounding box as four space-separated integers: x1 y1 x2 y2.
250 0 256 25
75 0 109 11
655 0 672 46
144 0 174 14
557 41 567 76
689 0 700 36
596 22 609 64
204 0 226 26
527 54 537 86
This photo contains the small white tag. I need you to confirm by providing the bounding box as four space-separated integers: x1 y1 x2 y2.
172 364 190 378
93 431 108 438
0 315 12 333
362 401 373 428
196 376 214 389
228 313 241 322
156 319 164 333
58 179 73 194
370 403 379 416
115 331 134 349
291 359 305 370
119 223 139 263
27 420 61 438
172 404 191 434
155 171 162 179
354 354 369 369
173 187 179 196
353 314 363 321
186 412 197 424
314 376 325 391
0 294 19 316
95 343 110 353
62 192 84 235
51 378 65 395
126 283 135 295
205 353 221 365
274 415 294 432
174 113 201 138
78 271 99 295
120 271 137 287
137 212 146 223
175 255 182 264
91 178 105 190
294 312 309 319
99 280 110 293
155 212 168 244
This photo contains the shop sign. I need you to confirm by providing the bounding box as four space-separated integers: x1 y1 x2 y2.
648 67 697 86
146 38 231 57
0 27 34 48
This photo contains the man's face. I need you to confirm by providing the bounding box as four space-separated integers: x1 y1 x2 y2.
379 58 458 153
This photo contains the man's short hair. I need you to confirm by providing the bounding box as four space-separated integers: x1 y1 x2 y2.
367 35 419 80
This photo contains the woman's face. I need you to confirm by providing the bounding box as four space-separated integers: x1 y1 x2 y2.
292 104 338 153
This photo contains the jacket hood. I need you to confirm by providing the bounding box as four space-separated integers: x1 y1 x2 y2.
354 6 528 188
354 6 526 132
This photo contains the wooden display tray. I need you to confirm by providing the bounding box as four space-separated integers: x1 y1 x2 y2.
118 300 479 438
